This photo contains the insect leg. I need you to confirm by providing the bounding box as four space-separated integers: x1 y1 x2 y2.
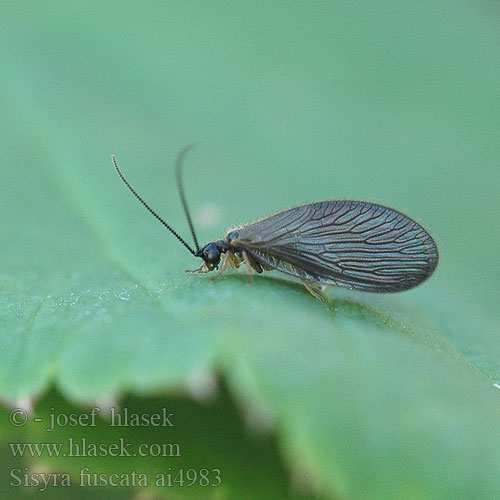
212 252 235 279
215 252 231 278
186 263 211 274
228 251 242 269
242 250 263 283
209 251 242 281
243 251 263 272
303 281 329 302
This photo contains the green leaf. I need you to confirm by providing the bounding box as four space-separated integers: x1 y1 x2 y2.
1 1 500 499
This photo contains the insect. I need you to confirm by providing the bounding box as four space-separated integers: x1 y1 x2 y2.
112 147 438 300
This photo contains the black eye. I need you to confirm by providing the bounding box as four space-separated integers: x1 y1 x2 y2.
203 244 220 263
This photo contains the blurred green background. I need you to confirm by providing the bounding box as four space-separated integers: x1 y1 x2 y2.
1 1 500 499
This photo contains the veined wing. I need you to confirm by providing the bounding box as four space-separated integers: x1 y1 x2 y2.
229 200 438 292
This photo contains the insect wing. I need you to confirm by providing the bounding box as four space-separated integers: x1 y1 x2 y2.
230 201 438 292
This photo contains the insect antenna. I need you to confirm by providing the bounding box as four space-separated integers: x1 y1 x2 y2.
175 144 201 254
112 154 197 256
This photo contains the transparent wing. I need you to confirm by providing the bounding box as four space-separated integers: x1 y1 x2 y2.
230 200 438 292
